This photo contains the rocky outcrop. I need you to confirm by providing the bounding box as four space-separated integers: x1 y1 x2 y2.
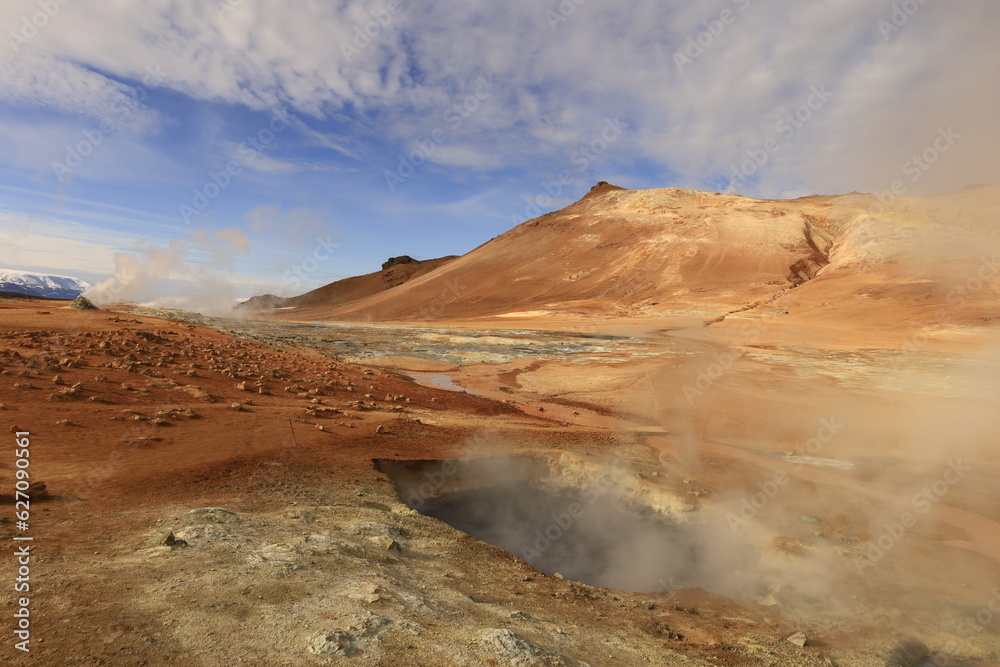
381 255 418 270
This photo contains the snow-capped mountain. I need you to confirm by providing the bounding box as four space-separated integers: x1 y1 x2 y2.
0 269 92 300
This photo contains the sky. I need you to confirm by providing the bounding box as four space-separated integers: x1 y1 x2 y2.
0 0 997 305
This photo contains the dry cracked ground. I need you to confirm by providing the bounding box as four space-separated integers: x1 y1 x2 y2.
1 297 999 666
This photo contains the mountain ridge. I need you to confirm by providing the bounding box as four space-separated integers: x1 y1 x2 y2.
241 183 1000 325
0 269 92 300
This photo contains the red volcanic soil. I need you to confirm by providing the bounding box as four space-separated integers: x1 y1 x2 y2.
0 299 834 666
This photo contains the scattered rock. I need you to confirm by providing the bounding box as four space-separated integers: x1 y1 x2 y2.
161 532 188 548
55 419 75 427
379 537 401 552
786 631 808 647
375 424 385 435
178 385 214 403
475 629 576 667
68 296 99 310
308 630 358 657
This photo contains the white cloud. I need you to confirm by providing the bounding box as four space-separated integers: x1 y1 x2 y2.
0 0 996 199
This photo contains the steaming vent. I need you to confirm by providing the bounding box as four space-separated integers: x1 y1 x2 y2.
376 454 766 598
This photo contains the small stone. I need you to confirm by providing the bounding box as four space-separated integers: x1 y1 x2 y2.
375 424 385 435
161 532 188 548
308 630 357 656
786 632 807 647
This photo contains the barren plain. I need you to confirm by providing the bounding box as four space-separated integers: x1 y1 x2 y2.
3 185 1000 666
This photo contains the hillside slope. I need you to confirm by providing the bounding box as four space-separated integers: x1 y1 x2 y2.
254 183 1000 324
237 255 457 315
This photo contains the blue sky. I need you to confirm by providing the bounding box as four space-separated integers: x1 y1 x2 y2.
0 1 996 308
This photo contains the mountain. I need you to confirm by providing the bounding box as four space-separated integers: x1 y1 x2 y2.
246 182 1000 325
0 269 92 300
236 255 458 316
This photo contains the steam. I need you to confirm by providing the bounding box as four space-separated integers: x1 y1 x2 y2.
385 453 780 602
83 228 251 316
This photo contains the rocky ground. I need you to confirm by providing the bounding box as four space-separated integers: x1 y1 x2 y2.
1 297 999 665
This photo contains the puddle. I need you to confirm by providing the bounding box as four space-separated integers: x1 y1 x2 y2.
398 372 485 396
781 455 856 470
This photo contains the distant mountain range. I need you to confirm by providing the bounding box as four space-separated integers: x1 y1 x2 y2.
0 269 92 300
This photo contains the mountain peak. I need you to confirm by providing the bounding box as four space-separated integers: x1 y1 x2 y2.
584 181 627 198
